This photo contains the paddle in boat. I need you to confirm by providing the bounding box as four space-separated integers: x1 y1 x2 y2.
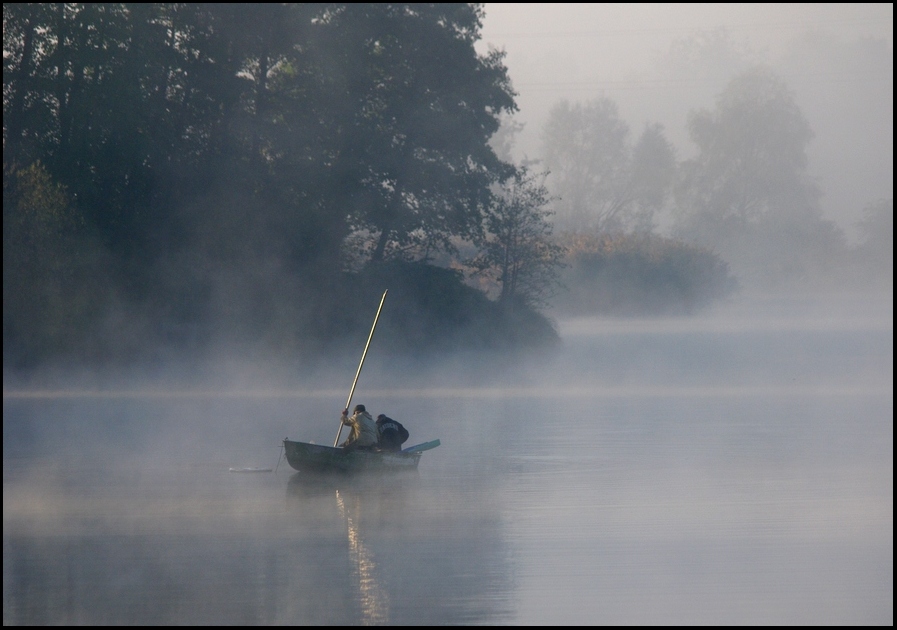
282 290 441 475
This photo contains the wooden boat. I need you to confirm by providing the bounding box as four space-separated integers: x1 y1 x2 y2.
282 439 441 473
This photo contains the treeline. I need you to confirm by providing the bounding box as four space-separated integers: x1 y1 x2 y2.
4 3 558 369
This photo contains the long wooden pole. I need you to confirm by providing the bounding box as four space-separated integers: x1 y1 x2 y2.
334 290 388 447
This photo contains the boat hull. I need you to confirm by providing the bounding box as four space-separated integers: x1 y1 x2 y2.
282 439 434 473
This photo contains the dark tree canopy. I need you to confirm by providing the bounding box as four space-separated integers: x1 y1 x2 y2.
3 4 516 268
312 5 517 262
2 3 534 367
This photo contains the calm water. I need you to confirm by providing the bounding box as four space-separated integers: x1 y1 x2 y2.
3 295 893 625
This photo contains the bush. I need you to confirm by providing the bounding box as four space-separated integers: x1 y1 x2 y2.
554 233 738 316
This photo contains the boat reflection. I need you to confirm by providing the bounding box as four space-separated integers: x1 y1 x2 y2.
286 471 418 625
284 469 514 625
286 468 419 496
335 483 388 624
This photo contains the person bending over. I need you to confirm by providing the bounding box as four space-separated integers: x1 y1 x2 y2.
376 414 410 451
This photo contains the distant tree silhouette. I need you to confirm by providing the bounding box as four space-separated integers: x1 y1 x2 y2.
541 98 676 235
853 198 893 286
673 66 847 289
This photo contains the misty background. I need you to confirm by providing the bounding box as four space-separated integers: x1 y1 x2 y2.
479 3 893 241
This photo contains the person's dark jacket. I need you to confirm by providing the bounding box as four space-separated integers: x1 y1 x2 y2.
376 415 409 451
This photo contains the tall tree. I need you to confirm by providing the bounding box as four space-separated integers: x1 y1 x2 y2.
540 98 676 235
297 4 517 264
673 66 846 288
541 98 631 233
235 3 531 349
629 123 677 233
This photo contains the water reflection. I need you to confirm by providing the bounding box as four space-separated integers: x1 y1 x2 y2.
287 472 412 625
282 470 514 625
336 485 389 625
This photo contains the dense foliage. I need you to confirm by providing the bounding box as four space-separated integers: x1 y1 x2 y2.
338 261 559 354
4 3 562 369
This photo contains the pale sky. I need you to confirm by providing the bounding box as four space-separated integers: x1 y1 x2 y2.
477 3 894 238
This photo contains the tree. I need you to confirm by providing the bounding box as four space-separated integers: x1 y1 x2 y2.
853 198 893 286
620 28 759 153
540 98 676 235
673 66 847 289
468 167 564 308
263 4 516 268
629 123 677 233
541 98 631 233
2 161 106 365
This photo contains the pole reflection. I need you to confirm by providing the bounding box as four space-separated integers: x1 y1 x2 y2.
335 487 390 625
285 471 418 625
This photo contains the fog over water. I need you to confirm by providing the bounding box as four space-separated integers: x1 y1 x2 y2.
3 293 892 625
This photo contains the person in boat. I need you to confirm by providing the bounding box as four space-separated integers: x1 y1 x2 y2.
339 404 379 451
376 414 410 451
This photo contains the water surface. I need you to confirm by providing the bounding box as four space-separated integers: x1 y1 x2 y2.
4 295 893 624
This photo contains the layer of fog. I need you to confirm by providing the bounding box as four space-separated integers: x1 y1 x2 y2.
4 290 890 400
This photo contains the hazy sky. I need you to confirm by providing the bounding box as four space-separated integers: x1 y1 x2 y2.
477 3 894 239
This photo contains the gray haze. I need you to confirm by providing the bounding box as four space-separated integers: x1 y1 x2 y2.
478 3 893 240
